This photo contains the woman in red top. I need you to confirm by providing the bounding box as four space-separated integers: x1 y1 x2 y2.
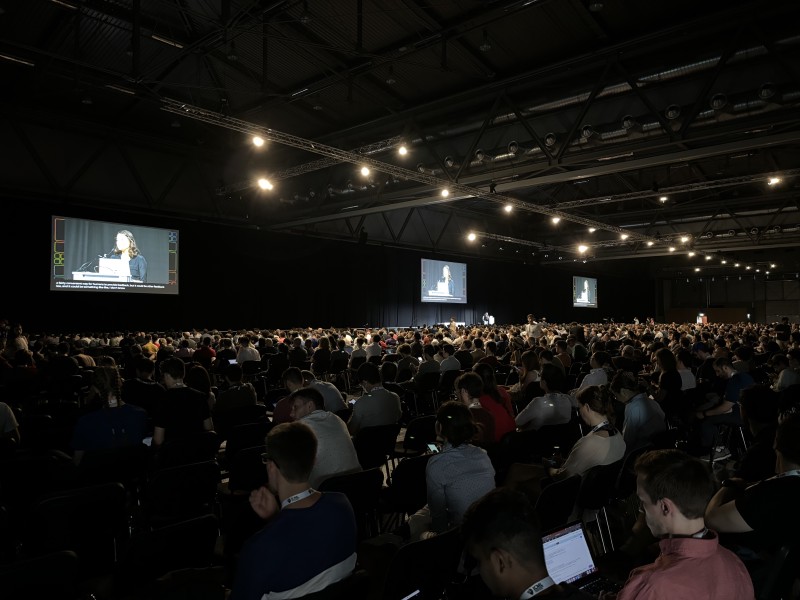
472 362 516 443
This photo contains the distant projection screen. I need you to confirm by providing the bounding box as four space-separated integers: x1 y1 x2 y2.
573 275 597 308
50 215 179 295
421 258 467 304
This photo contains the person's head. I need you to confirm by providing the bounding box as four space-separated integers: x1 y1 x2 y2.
472 362 500 398
380 361 398 383
539 363 566 393
770 353 789 373
184 364 212 394
317 336 330 351
635 449 716 537
423 344 437 360
282 366 304 392
92 366 123 407
527 314 534 323
225 363 244 383
676 348 693 369
397 343 412 357
713 356 735 379
115 229 140 257
519 350 541 375
160 357 186 385
442 343 455 357
461 488 548 599
287 387 324 420
775 413 800 469
436 400 476 447
609 370 646 402
576 385 615 424
739 384 778 433
134 356 156 379
356 361 381 388
263 421 318 487
456 371 483 404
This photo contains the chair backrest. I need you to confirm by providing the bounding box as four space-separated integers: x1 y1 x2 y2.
381 526 463 600
115 514 220 590
534 474 582 532
402 415 437 453
224 421 272 464
535 419 583 457
353 423 401 470
437 369 461 400
755 542 800 600
155 430 221 469
319 467 384 541
576 459 625 511
24 481 129 576
0 550 81 600
382 454 433 515
144 460 221 527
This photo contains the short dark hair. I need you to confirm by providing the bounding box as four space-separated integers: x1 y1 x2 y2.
461 488 544 568
225 363 243 382
160 357 185 380
265 421 318 483
380 361 398 383
442 343 455 356
282 366 303 386
288 386 324 411
540 363 566 393
775 414 800 464
356 361 381 384
455 371 483 399
635 449 715 519
739 385 779 425
436 400 476 447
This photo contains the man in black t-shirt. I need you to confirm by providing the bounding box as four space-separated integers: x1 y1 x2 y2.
153 357 213 446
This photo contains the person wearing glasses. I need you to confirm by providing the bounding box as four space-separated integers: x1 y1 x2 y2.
230 421 357 600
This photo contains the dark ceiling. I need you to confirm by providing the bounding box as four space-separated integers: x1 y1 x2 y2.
2 0 800 278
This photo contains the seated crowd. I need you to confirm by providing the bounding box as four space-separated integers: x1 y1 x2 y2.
0 316 799 599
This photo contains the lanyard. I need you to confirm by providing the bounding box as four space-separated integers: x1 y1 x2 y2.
281 488 316 509
771 469 800 480
520 576 556 599
590 420 610 434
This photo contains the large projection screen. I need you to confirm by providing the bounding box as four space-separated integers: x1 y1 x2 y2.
51 215 179 295
421 258 467 304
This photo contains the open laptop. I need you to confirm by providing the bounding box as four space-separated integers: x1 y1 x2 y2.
541 521 623 595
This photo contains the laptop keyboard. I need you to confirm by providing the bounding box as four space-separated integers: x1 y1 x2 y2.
579 578 623 595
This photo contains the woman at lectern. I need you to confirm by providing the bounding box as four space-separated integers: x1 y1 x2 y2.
439 264 454 295
110 229 147 282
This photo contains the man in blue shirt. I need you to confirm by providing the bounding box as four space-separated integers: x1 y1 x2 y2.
693 356 753 451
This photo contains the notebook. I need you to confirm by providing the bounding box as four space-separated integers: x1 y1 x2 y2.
541 521 622 595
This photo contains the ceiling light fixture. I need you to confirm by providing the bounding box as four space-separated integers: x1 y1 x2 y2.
551 217 561 224
768 177 782 186
647 241 654 247
680 236 689 243
669 247 676 252
588 227 596 233
544 133 557 148
385 65 396 85
578 244 589 253
688 251 696 257
252 136 264 147
479 29 492 52
441 189 449 197
360 166 370 176
504 204 513 213
620 233 629 240
665 104 681 120
467 232 476 241
659 196 668 203
257 178 273 190
398 145 407 155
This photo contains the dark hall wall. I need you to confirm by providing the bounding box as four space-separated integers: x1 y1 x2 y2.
4 201 655 333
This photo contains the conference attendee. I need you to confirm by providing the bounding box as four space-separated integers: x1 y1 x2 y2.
729 384 779 484
416 343 441 377
705 414 800 569
524 314 543 345
554 339 572 371
438 343 461 372
303 370 347 413
121 356 166 421
472 362 516 443
193 335 217 371
649 347 684 419
288 336 308 366
506 350 542 405
692 356 752 452
609 370 666 454
214 363 258 413
348 362 402 435
108 229 147 282
570 351 609 397
478 340 500 367
310 335 332 377
175 338 194 359
153 357 214 446
612 345 641 374
288 387 361 488
454 339 475 370
455 371 495 447
236 334 261 364
395 343 419 381
364 334 383 360
0 400 20 445
405 401 495 541
461 487 596 600
550 385 625 480
230 421 357 600
676 348 697 391
70 366 148 465
769 353 800 392
349 336 367 366
610 449 754 600
184 362 216 412
515 364 573 431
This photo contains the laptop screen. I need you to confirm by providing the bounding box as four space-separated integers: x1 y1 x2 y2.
541 522 599 585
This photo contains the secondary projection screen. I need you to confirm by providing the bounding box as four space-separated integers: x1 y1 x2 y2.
421 258 467 304
50 215 179 295
573 276 598 308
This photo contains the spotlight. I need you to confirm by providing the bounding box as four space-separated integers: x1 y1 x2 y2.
758 82 776 100
252 136 265 147
588 0 603 11
620 233 629 240
444 156 455 168
695 268 700 272
688 252 696 257
467 232 476 241
544 133 557 147
705 255 712 261
659 196 668 203
771 263 776 268
647 241 654 247
588 227 596 233
665 104 681 120
735 263 740 267
621 115 636 130
581 125 594 139
360 166 370 176
504 204 513 213
709 93 727 110
669 247 676 252
479 29 492 52
475 149 486 161
680 236 689 243
257 178 273 190
768 177 782 186
441 189 449 197
398 145 407 156
721 259 727 264
507 141 519 155
746 266 751 270
578 244 589 253
551 217 561 224
416 163 425 173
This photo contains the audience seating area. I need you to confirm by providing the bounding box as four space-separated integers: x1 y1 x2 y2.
1 320 800 599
